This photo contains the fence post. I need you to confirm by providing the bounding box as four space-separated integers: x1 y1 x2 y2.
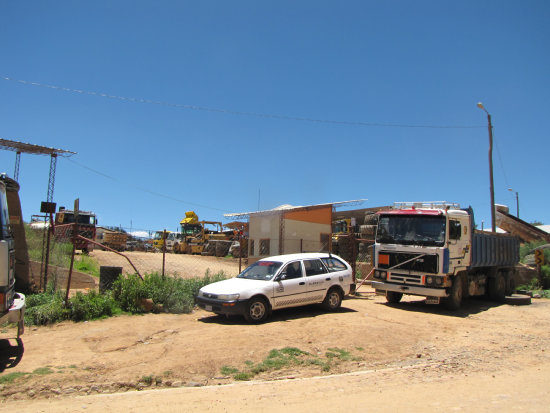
162 229 167 279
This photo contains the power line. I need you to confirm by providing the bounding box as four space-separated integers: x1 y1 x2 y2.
65 158 228 213
2 74 485 129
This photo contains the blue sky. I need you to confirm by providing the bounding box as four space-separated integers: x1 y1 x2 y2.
1 1 548 233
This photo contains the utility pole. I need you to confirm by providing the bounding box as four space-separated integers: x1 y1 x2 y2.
477 102 496 233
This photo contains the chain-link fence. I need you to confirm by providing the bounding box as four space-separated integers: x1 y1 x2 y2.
30 214 378 291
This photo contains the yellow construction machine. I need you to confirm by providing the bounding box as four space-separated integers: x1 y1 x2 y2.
173 211 235 256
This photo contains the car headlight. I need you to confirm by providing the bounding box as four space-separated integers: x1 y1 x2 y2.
426 276 433 285
217 293 240 301
435 277 443 286
198 290 204 297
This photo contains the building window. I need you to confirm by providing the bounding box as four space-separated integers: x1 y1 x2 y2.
249 239 255 256
259 239 270 256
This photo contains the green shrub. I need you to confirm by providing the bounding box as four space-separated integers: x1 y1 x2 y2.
25 291 70 325
112 271 227 314
69 290 119 321
23 271 228 326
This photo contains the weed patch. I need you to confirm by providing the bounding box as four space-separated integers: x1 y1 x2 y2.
219 346 362 381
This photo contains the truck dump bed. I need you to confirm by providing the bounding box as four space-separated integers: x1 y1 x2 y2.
471 231 519 268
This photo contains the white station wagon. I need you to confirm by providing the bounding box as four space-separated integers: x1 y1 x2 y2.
197 253 354 323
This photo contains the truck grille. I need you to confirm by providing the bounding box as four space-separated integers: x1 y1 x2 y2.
379 252 438 274
388 273 423 285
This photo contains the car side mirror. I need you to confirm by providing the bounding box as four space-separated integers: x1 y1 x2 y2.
275 273 286 281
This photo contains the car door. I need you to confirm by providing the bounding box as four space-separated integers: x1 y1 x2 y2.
271 260 309 309
303 259 330 303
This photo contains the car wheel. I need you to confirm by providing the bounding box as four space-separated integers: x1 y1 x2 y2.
386 291 403 304
245 297 269 323
323 288 343 311
442 275 462 310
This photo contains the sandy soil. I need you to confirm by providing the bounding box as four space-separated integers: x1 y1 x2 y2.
1 279 549 411
88 250 242 279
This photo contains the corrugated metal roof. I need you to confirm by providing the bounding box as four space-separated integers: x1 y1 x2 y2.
224 199 367 220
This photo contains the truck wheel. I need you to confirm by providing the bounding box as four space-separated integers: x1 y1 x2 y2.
442 276 462 310
386 291 403 303
506 275 516 296
323 288 343 310
245 297 269 323
489 273 506 302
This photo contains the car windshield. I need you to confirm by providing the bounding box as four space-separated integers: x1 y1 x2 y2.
376 215 446 247
237 260 283 281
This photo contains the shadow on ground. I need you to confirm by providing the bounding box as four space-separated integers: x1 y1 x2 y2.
376 296 502 318
198 304 358 325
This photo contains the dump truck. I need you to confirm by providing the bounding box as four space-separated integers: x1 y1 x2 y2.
102 231 128 251
0 174 25 338
370 202 519 310
54 207 97 252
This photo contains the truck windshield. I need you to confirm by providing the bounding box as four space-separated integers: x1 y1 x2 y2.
376 215 446 247
237 261 283 281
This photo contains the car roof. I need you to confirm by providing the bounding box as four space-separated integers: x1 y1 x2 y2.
258 252 344 263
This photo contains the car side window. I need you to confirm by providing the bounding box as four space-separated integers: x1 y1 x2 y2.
282 261 303 280
321 257 347 273
304 259 327 276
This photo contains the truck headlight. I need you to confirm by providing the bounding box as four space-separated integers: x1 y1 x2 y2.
375 271 387 280
217 293 240 301
426 276 433 285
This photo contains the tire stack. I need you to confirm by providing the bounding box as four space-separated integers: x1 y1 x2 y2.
337 236 353 263
359 225 376 239
215 240 233 257
201 242 217 256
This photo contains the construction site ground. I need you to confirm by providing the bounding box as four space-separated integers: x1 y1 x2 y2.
88 250 243 279
1 253 549 412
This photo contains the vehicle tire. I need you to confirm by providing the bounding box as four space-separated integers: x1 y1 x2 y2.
442 275 462 310
488 273 506 302
386 291 403 304
323 288 343 311
506 274 516 296
504 294 531 306
364 213 378 225
245 297 269 323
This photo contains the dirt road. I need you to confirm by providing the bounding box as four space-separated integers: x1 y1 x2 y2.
1 286 549 411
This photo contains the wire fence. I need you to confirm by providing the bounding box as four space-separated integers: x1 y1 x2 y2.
30 219 377 292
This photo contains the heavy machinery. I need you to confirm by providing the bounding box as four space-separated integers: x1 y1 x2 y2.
101 230 128 251
0 174 25 338
54 207 97 252
173 211 235 256
151 230 170 251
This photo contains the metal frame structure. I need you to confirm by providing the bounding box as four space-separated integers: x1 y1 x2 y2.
0 138 76 290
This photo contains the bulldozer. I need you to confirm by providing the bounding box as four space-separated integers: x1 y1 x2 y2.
173 211 234 256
